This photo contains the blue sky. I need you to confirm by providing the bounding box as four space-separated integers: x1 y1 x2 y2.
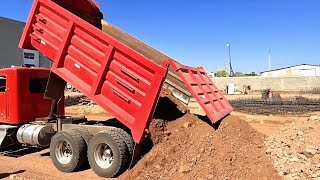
1 0 319 73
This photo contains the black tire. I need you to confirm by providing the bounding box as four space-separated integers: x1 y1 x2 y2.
73 128 93 166
73 128 93 145
88 130 129 178
108 128 134 159
50 129 86 172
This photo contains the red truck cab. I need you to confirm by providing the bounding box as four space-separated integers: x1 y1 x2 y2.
0 67 64 125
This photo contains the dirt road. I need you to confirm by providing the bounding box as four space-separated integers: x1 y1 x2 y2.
0 114 112 180
0 148 103 180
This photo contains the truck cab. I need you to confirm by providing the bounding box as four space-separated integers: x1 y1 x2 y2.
0 67 64 125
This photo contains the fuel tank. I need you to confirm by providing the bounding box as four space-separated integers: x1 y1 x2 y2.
16 124 55 147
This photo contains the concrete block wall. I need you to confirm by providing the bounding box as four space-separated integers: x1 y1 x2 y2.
211 76 320 92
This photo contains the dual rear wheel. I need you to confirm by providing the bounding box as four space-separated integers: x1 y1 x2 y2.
49 128 134 178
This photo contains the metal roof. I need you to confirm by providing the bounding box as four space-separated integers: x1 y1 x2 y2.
261 64 320 73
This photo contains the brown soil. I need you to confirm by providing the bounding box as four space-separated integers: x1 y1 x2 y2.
0 148 101 180
65 105 110 116
120 114 281 180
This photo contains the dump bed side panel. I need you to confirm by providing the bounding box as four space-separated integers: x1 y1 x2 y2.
19 0 168 143
102 21 192 104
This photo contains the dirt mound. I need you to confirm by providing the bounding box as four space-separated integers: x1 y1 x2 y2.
265 115 320 179
120 114 280 180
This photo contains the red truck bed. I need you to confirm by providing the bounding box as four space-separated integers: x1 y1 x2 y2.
19 0 233 143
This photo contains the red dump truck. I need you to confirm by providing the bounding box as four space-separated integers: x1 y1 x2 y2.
0 0 233 177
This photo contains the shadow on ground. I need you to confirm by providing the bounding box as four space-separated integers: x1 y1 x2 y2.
0 145 45 158
0 170 25 179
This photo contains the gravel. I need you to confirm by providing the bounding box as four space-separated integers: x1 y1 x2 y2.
265 115 320 179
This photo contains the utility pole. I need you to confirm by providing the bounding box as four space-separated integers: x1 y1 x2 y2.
227 43 235 77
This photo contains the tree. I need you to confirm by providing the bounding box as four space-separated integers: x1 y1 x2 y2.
235 72 245 77
215 70 229 77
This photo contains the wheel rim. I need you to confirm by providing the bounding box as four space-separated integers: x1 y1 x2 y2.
94 143 114 169
55 140 73 165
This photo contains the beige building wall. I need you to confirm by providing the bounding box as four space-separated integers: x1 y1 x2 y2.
211 76 320 92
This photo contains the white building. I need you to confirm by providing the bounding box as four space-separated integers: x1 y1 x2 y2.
208 72 215 78
261 64 320 77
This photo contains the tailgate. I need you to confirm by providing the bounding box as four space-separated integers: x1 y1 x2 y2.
169 60 233 123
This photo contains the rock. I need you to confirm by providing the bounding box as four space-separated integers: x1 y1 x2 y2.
163 131 172 136
278 170 284 176
298 154 308 160
276 151 283 158
287 150 293 155
303 146 318 158
282 167 290 175
297 131 304 136
311 174 318 178
183 122 191 129
289 156 299 162
155 164 161 170
265 148 272 154
179 165 191 173
9 175 17 180
163 137 169 141
207 174 214 179
310 115 319 121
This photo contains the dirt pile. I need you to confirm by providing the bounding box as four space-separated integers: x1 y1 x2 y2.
265 115 320 179
120 114 280 180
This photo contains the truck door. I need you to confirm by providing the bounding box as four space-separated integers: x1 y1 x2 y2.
0 76 7 119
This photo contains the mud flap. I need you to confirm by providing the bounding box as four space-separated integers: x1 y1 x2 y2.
129 143 142 168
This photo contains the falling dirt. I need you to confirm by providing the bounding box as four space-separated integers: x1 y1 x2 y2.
159 89 188 113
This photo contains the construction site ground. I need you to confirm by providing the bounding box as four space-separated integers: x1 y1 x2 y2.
0 92 319 180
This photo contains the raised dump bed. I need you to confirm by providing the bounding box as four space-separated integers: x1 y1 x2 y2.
19 0 233 144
